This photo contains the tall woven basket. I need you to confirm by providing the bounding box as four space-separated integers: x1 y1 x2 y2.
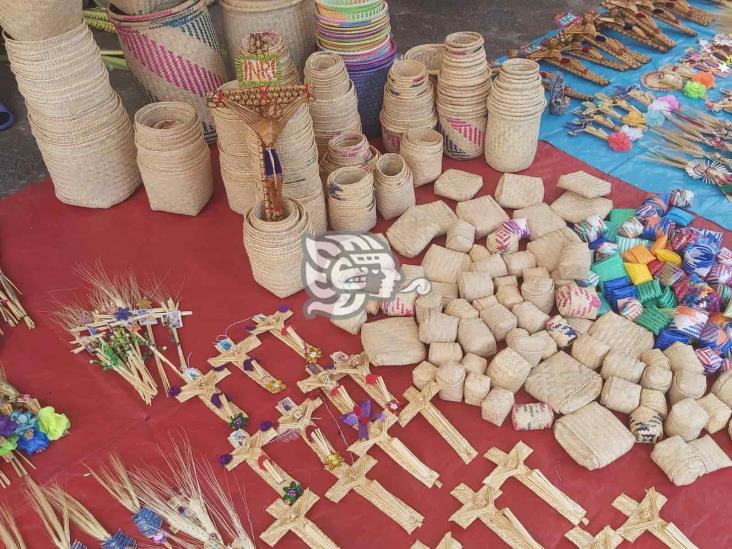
0 0 81 41
110 0 228 143
221 0 316 73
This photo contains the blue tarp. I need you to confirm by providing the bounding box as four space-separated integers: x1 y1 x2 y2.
526 0 732 229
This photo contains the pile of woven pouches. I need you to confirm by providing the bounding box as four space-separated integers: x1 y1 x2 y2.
348 169 732 486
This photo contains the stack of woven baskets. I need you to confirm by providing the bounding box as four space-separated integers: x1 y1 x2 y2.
238 31 300 86
244 198 313 298
269 105 328 234
314 0 397 137
3 19 140 208
436 32 491 160
327 166 377 231
374 154 415 220
404 43 443 87
134 102 213 216
320 132 380 181
304 52 362 157
209 80 261 214
399 128 444 187
380 59 437 153
221 0 315 72
109 0 228 143
485 58 547 172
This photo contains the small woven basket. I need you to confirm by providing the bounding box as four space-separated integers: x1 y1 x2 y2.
399 127 443 187
374 153 415 220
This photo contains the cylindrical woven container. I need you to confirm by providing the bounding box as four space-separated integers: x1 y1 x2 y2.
413 361 438 390
415 294 443 324
484 58 546 172
404 43 443 83
512 301 550 334
496 286 523 309
444 299 477 319
374 153 415 220
462 353 488 375
320 132 380 180
134 102 213 215
209 81 260 214
521 277 555 314
640 364 673 392
221 0 315 72
697 393 732 434
0 0 82 41
399 127 444 187
480 301 518 342
5 23 141 208
464 372 491 406
327 166 377 231
437 31 490 160
380 59 437 152
238 31 300 86
458 271 493 302
640 388 668 419
304 52 362 156
512 403 554 431
110 0 228 143
481 388 514 427
629 405 664 443
437 361 466 402
669 370 706 404
243 198 313 298
486 348 531 393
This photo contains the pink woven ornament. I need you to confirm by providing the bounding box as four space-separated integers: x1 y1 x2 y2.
618 298 644 321
486 219 530 254
696 346 723 375
555 284 601 319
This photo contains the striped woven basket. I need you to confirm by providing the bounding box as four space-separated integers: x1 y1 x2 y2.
110 0 228 143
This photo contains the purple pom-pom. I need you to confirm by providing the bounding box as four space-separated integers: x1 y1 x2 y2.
277 304 290 313
168 387 181 397
260 420 273 432
0 416 17 437
211 393 223 408
219 454 233 465
324 363 336 370
213 365 226 372
243 359 254 371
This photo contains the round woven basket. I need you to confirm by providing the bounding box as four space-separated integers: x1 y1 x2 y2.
374 153 415 220
110 0 228 143
221 0 315 72
0 0 81 41
327 166 377 231
134 102 213 215
399 127 443 186
404 43 444 79
110 0 181 15
243 198 313 298
238 31 300 86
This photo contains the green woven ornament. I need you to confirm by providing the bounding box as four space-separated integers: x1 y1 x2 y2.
608 208 637 224
636 279 662 304
634 305 671 334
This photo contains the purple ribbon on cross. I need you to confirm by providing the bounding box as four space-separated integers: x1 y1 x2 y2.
341 400 383 441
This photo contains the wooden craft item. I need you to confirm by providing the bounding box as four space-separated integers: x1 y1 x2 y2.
411 533 463 549
250 308 321 362
483 441 588 526
510 45 609 86
208 334 285 393
566 526 624 548
450 483 543 549
297 363 442 488
0 267 34 331
612 488 699 549
275 396 424 533
399 381 478 464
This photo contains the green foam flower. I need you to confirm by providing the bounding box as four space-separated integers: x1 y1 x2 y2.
37 407 70 440
0 435 18 457
683 80 707 99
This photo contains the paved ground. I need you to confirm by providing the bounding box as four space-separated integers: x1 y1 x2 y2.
0 0 599 197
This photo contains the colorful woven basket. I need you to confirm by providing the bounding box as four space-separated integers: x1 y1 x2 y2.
110 0 228 143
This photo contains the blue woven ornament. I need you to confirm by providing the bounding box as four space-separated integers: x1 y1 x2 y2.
101 530 137 549
655 328 689 350
133 508 164 539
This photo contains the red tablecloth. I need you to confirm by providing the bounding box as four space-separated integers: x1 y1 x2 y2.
0 141 729 548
